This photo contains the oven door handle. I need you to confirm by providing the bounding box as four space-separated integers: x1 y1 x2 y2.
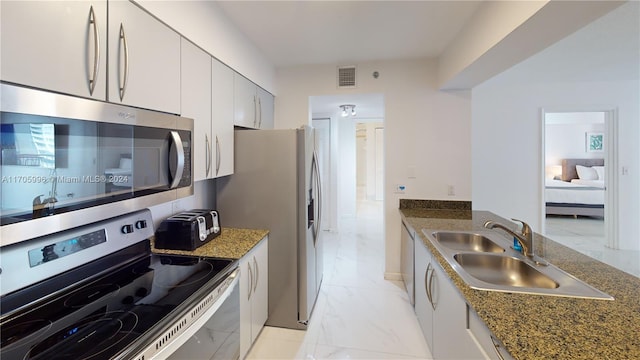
168 131 185 188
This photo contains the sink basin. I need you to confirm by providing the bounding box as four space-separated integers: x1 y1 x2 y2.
453 253 559 289
431 231 505 253
421 228 613 300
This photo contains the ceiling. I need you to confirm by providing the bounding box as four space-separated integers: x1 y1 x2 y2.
215 1 638 119
215 1 483 67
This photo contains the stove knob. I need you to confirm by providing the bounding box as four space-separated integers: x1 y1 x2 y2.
135 287 149 298
135 220 147 229
121 295 134 305
121 224 134 234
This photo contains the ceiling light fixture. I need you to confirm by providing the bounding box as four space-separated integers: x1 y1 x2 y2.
340 104 356 117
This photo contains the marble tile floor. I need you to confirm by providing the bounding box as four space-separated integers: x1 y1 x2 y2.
545 216 640 278
246 196 432 360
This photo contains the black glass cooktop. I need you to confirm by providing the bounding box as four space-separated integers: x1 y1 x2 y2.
0 240 235 360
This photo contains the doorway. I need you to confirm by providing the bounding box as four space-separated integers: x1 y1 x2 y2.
541 109 621 263
310 94 385 232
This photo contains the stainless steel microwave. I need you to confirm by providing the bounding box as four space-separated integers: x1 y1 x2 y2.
0 83 193 246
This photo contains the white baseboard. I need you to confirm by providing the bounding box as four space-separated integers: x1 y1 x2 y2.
384 272 403 281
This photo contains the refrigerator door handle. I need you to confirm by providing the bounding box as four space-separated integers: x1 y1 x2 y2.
311 150 323 245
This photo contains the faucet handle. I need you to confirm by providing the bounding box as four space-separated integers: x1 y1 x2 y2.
510 218 531 236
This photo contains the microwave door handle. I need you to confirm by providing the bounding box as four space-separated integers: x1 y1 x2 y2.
169 131 185 188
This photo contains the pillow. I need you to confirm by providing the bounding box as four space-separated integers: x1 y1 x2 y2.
593 166 605 181
576 165 598 180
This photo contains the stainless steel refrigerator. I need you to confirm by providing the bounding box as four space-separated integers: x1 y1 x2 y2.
216 126 323 330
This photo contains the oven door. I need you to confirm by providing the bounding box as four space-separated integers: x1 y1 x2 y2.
134 268 240 360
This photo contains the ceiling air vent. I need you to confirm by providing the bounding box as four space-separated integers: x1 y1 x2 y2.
337 66 357 88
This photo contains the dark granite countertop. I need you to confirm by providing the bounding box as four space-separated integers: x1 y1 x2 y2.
400 206 640 360
151 227 268 260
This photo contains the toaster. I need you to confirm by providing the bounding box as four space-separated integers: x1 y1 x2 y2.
154 209 221 251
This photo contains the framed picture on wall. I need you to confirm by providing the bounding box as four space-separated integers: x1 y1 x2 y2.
586 132 604 152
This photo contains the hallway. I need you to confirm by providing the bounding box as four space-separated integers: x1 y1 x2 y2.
246 193 431 359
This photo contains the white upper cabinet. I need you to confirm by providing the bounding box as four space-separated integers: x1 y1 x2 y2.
108 0 180 114
1 1 108 100
257 87 275 129
233 73 274 129
211 59 235 177
180 40 212 182
234 73 258 128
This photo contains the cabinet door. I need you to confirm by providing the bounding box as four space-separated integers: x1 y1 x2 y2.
239 254 253 359
108 0 180 114
211 59 234 177
256 87 274 129
233 73 257 128
414 241 434 353
181 39 212 182
1 1 107 100
251 237 269 341
432 261 484 359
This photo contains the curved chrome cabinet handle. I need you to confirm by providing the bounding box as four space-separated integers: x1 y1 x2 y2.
258 97 262 128
247 262 253 301
88 6 100 95
253 95 258 128
429 267 436 310
205 134 211 177
168 131 185 188
425 263 433 306
118 23 129 101
215 135 221 176
253 256 259 293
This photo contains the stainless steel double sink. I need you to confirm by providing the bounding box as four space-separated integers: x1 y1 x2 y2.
421 230 614 300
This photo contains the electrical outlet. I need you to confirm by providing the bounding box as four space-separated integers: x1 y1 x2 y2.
447 185 455 196
172 199 185 214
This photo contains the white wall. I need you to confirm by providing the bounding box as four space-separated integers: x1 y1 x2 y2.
338 118 357 218
472 79 639 250
275 59 472 279
147 179 216 230
545 119 605 166
135 0 275 93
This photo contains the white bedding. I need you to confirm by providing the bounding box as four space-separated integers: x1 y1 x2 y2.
545 179 604 205
570 179 605 188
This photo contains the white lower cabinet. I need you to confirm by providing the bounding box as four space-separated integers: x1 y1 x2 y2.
239 236 268 359
414 239 487 359
468 306 515 360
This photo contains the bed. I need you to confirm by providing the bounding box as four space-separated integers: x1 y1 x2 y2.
545 158 605 217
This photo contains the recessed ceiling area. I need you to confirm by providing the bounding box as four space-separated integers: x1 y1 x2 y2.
215 1 483 67
216 1 637 120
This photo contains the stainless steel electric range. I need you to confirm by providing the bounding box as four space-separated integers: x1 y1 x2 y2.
0 209 240 360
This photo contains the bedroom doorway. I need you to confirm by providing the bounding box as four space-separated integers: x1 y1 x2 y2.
541 109 618 254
